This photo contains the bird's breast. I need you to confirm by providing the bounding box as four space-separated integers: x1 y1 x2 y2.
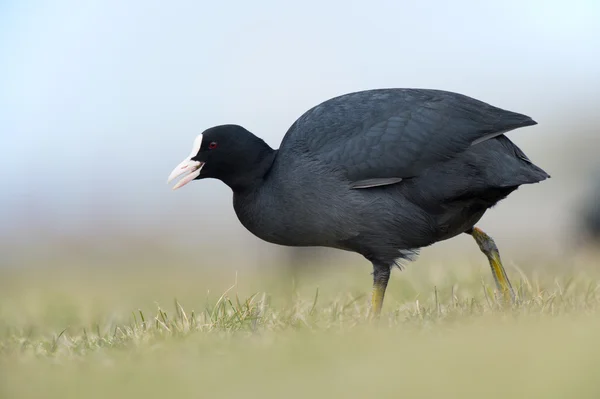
232 180 352 248
232 189 295 246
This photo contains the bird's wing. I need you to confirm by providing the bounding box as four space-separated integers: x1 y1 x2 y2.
280 89 537 186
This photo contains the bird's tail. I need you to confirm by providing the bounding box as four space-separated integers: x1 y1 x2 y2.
496 135 550 185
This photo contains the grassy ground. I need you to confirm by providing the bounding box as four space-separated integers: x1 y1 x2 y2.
2 251 600 398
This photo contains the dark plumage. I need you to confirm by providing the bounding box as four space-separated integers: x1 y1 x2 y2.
168 88 550 315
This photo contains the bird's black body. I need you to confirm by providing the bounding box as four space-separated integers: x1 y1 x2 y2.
205 89 549 266
169 88 549 312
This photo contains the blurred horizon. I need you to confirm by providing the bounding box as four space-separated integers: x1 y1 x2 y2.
1 0 599 269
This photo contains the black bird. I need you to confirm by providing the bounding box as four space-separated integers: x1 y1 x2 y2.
167 89 550 315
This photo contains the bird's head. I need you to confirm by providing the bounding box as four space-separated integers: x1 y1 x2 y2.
167 124 275 191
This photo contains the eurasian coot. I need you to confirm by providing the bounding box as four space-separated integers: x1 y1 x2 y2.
168 89 550 315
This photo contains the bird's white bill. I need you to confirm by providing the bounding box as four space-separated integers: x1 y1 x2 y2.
167 133 204 190
167 159 204 190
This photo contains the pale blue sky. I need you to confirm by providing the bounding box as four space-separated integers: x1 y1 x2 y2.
1 0 599 237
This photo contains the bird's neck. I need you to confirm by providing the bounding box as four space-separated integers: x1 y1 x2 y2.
224 146 278 193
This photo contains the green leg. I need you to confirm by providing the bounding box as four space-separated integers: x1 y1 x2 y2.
370 265 391 317
468 227 515 303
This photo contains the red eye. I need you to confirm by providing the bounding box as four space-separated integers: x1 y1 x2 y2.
208 142 218 149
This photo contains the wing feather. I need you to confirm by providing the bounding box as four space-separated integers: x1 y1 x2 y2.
279 89 536 185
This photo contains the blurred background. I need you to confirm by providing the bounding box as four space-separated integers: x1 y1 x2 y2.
1 0 599 279
3 4 600 398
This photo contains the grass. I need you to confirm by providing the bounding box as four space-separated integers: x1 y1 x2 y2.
2 251 600 398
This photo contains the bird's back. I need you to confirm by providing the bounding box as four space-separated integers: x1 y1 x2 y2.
278 89 537 180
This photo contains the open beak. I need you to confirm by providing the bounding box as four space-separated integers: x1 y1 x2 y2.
167 159 204 190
